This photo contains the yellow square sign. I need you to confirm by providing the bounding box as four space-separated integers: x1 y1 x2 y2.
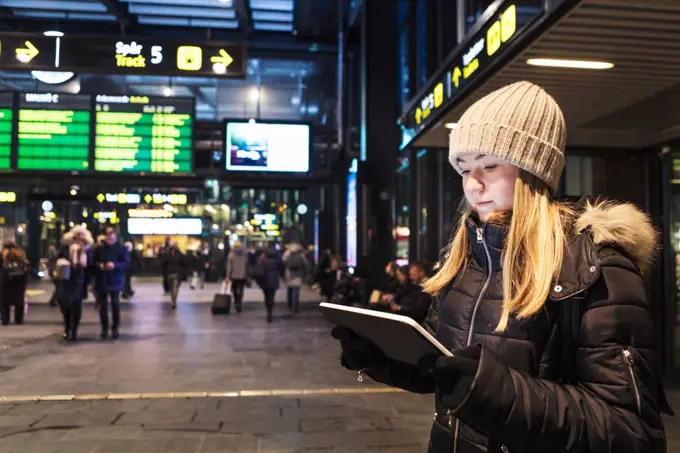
177 46 203 71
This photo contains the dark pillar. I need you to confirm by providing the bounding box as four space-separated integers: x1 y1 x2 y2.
409 149 421 262
652 148 676 375
425 150 445 266
27 201 41 269
359 0 399 269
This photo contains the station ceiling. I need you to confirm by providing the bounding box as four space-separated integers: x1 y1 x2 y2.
421 0 680 150
0 0 338 124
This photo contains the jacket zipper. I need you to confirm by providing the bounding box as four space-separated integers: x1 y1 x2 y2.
451 226 493 453
622 348 642 415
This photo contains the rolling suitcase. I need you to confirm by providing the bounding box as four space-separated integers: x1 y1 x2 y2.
212 281 231 315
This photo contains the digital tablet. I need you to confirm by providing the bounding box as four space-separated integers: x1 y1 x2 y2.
319 302 453 366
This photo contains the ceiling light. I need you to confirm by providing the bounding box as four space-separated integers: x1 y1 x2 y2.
44 30 64 37
163 86 173 97
445 123 458 129
212 63 227 74
526 58 614 70
250 88 260 102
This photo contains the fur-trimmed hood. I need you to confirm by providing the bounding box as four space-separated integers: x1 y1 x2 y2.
573 198 658 275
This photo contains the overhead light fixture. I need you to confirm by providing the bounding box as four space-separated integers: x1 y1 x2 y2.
163 86 173 97
212 63 227 75
44 30 64 37
445 123 458 129
32 71 76 85
526 58 614 70
250 88 260 102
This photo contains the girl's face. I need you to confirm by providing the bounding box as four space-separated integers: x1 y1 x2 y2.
456 153 519 222
397 271 409 284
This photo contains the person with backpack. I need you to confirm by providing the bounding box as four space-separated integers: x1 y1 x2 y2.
253 244 282 323
331 81 671 453
0 240 29 325
58 226 93 341
282 242 309 314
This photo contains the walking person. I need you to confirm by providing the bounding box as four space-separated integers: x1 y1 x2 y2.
282 242 309 314
46 244 59 307
162 242 186 309
331 81 672 453
226 241 249 313
0 240 29 325
93 228 129 340
58 226 93 341
254 244 282 323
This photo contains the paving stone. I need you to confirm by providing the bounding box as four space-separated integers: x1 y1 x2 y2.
114 411 195 426
0 440 99 453
198 434 260 452
0 414 45 428
92 439 202 453
60 426 142 440
142 422 221 433
220 416 299 435
32 412 120 428
300 416 393 433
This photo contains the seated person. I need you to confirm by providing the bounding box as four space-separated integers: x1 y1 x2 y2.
386 261 433 324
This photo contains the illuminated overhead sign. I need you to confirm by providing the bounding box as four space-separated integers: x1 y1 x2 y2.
0 33 245 79
94 96 193 174
128 218 203 236
97 193 141 204
0 192 16 203
399 0 544 148
143 193 188 205
128 209 173 218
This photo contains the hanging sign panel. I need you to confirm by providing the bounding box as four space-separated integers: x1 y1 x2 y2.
0 33 245 79
399 0 544 148
0 92 13 170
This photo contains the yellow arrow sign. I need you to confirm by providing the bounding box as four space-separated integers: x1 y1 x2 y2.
96 193 105 203
16 40 39 63
210 49 233 68
452 67 462 89
144 194 152 204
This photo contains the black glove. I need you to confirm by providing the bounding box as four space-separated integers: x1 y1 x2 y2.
419 344 482 409
331 326 386 371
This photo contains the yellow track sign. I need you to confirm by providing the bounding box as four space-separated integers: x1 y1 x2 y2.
210 49 234 68
16 41 39 63
452 67 462 89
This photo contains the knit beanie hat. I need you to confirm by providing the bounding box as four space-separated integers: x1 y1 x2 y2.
449 81 566 193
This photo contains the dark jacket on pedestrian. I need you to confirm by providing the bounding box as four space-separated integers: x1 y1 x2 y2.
350 200 672 453
258 247 282 292
93 242 130 293
0 245 28 306
58 231 93 305
162 248 187 280
393 282 432 324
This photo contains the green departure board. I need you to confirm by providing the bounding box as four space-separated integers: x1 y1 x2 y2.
94 95 193 173
0 93 14 170
17 93 91 171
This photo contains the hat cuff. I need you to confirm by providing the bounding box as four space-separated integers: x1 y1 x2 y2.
449 122 564 193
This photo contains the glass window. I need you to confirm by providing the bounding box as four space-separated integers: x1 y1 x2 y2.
465 0 494 34
415 0 428 89
395 156 410 264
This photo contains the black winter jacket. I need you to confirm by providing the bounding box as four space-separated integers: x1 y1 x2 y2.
362 200 672 453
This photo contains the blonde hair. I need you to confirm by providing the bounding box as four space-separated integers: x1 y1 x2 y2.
423 171 574 332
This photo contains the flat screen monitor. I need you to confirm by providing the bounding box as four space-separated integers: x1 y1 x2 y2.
225 121 309 173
